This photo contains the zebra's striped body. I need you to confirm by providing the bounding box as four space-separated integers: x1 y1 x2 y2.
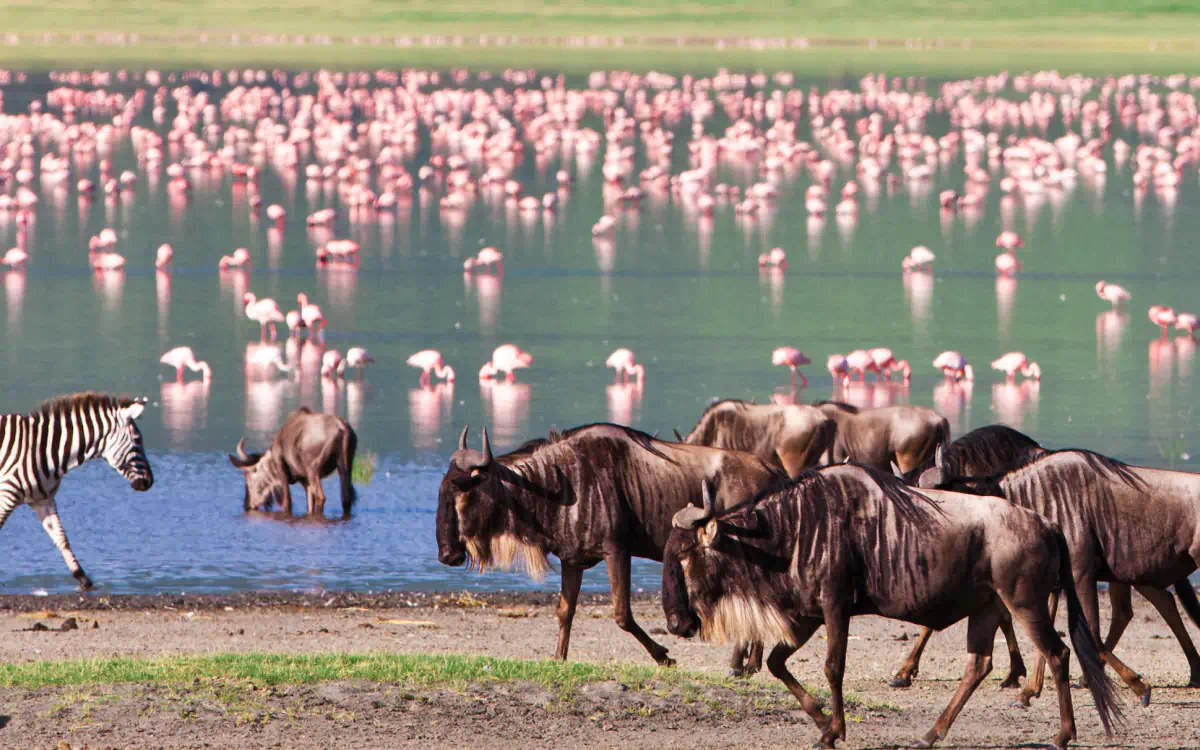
0 393 154 589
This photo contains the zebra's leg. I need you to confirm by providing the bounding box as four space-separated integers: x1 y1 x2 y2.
0 492 18 532
31 499 93 590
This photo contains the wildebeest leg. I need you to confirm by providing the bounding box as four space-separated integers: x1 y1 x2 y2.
997 609 1027 688
337 430 357 517
306 475 327 515
730 641 764 677
915 605 1000 748
1003 591 1078 750
745 640 763 675
1077 575 1151 706
277 484 293 514
890 627 933 687
1019 590 1059 706
554 563 584 661
1132 585 1200 687
764 622 828 730
1075 582 1131 690
818 608 851 748
605 549 674 666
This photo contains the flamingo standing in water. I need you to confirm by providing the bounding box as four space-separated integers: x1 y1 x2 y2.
991 352 1041 382
479 344 533 381
464 247 504 273
995 251 1023 276
320 350 343 379
932 350 973 382
296 292 326 331
1095 281 1131 308
771 346 810 387
902 245 935 272
868 347 911 382
845 349 878 380
827 354 850 385
243 293 285 339
155 244 173 269
90 251 126 270
606 348 645 383
339 347 375 378
1177 313 1198 337
285 310 306 336
219 248 251 269
407 349 456 386
996 231 1024 251
2 248 27 268
1149 305 1178 339
758 248 787 269
160 346 211 382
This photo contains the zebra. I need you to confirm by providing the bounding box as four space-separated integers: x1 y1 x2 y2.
0 392 154 590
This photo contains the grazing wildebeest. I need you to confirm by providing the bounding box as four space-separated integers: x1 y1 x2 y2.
228 407 357 516
896 427 1200 691
435 423 784 668
815 401 949 473
675 399 837 477
663 466 1122 749
914 447 1200 706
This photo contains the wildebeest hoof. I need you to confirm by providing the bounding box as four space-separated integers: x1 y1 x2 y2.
1188 675 1200 688
1141 686 1151 707
889 676 913 688
911 740 934 749
999 674 1023 689
658 656 677 668
1010 698 1030 709
728 668 746 678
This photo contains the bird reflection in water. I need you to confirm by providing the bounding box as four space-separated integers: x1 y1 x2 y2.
409 384 455 449
903 270 933 334
991 380 1039 428
837 380 907 410
160 380 210 450
220 266 250 314
1095 310 1128 365
933 379 973 435
806 216 824 257
480 380 531 447
344 380 368 429
4 267 24 330
1148 338 1174 398
92 268 124 313
317 261 358 312
995 275 1017 338
606 381 643 426
1176 334 1195 381
464 271 502 333
156 268 171 345
758 266 784 316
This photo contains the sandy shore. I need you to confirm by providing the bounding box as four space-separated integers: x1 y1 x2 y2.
2 590 1198 749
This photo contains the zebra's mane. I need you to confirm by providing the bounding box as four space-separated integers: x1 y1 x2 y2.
29 392 138 420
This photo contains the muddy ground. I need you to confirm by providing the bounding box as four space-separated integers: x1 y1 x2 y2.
1 590 1199 749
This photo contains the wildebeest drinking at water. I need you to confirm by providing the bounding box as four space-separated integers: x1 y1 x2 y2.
435 423 783 667
663 467 1122 749
228 407 357 516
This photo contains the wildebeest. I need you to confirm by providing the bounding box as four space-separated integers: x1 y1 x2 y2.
228 407 357 516
914 447 1200 707
663 466 1121 749
896 427 1200 691
815 402 949 473
676 399 837 477
435 423 784 668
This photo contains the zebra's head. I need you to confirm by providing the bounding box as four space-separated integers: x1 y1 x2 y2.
100 399 154 492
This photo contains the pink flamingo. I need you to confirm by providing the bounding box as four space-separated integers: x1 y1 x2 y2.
247 346 293 378
479 344 533 381
1095 281 1131 308
160 346 211 382
995 231 1024 251
285 310 305 336
325 239 360 257
464 247 504 273
1149 305 1178 339
592 215 616 236
320 350 343 379
827 354 850 385
845 349 878 381
995 251 1023 276
243 293 285 340
339 347 375 378
868 347 911 382
902 245 935 272
155 244 173 269
771 346 810 387
266 204 285 227
407 349 456 386
296 293 326 331
1176 313 1198 337
606 348 645 383
90 251 126 271
2 248 27 268
219 248 251 269
991 352 1041 382
758 248 787 269
307 208 336 227
932 350 974 382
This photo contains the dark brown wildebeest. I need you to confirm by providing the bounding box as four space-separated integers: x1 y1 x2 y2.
675 399 837 477
435 423 784 668
815 401 949 473
228 407 358 516
914 448 1200 707
663 466 1122 749
896 427 1200 691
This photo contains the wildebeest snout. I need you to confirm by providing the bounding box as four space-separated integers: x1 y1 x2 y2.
667 611 699 638
439 547 467 567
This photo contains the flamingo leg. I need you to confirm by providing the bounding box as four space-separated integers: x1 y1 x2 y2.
506 371 515 382
419 371 430 387
799 372 808 388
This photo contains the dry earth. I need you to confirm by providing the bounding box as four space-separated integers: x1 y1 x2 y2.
1 590 1199 749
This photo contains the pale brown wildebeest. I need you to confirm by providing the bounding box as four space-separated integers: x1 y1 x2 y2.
675 399 837 477
896 426 1200 691
815 401 949 473
434 423 785 667
915 447 1200 707
228 407 358 516
663 466 1122 749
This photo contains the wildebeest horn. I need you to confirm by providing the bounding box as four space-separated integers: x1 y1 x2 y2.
934 443 946 471
891 460 903 478
458 425 469 452
651 430 660 439
481 426 494 464
236 437 249 461
673 428 683 441
672 479 716 529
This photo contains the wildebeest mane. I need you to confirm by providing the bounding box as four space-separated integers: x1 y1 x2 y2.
902 424 1045 483
812 400 859 414
949 448 1148 496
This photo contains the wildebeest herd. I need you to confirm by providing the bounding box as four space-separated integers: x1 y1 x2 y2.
6 392 1200 747
436 398 1200 748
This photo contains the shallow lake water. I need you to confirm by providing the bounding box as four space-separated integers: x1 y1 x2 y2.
0 70 1197 595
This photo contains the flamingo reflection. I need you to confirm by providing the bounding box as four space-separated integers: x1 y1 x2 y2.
1176 335 1195 381
344 380 368 429
160 380 210 450
409 384 455 450
465 271 502 332
156 268 171 344
4 267 24 329
1095 310 1128 363
92 269 124 312
933 379 973 434
1149 338 1174 397
903 270 933 331
480 380 531 448
759 267 784 315
837 380 907 410
606 381 643 425
991 380 1040 428
995 275 1017 338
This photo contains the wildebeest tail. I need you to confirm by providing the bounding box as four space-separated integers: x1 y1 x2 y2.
1175 579 1200 633
340 426 358 514
1055 529 1124 734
